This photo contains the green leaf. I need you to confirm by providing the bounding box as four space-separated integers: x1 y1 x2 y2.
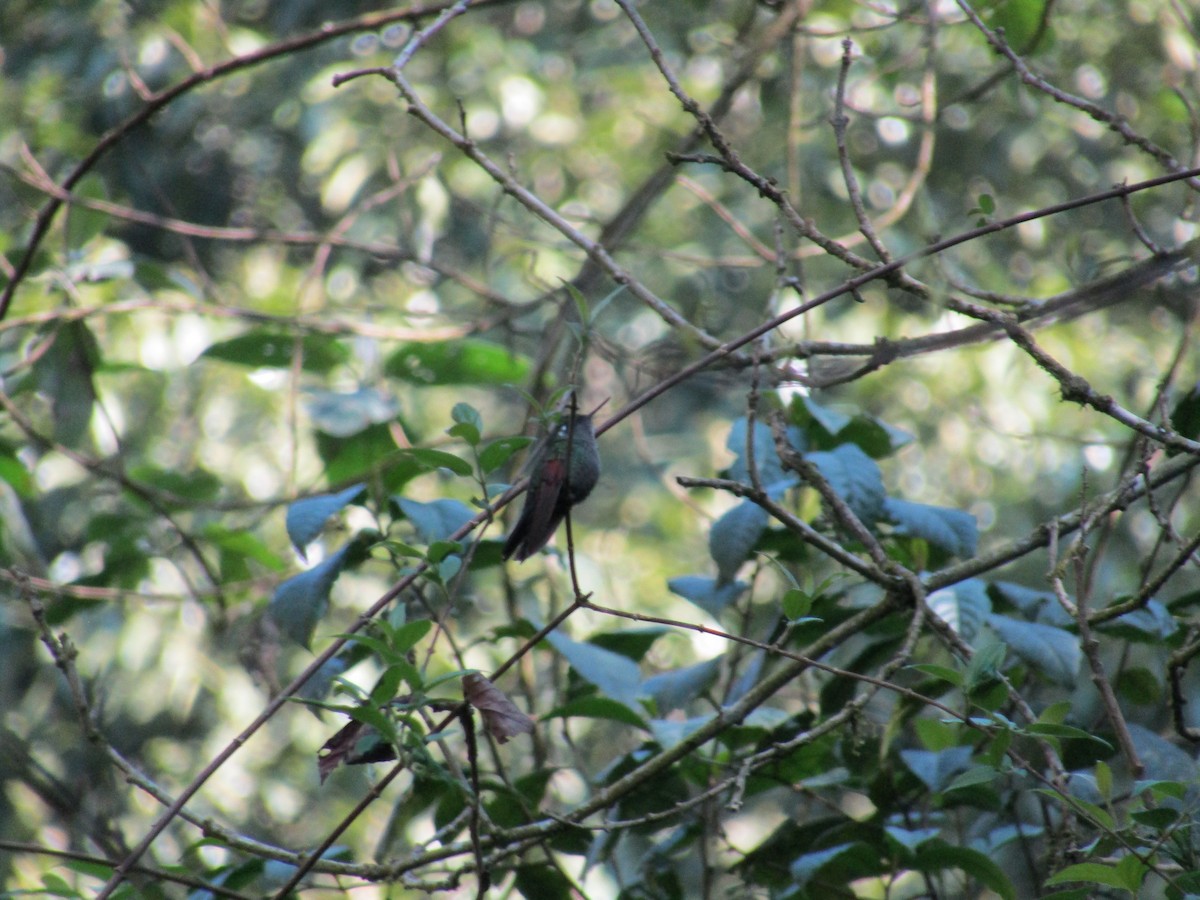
0 449 33 497
391 619 434 656
128 464 222 504
201 330 348 372
286 483 366 556
944 764 1002 792
542 696 647 727
398 447 473 477
964 631 1006 696
449 402 484 446
203 523 286 572
1025 722 1113 752
315 423 403 486
32 320 98 446
989 0 1047 49
782 588 814 621
561 280 590 322
479 435 533 474
588 627 669 661
40 871 81 897
1045 861 1137 890
385 339 530 385
908 663 964 688
64 175 111 250
1169 381 1200 455
914 840 1016 900
512 862 577 899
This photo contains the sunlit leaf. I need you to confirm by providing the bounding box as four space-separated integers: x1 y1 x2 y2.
385 339 530 385
201 331 349 372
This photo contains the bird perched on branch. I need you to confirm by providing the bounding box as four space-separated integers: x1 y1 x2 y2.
503 408 600 562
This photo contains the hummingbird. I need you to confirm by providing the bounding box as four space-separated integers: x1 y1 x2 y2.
502 411 601 561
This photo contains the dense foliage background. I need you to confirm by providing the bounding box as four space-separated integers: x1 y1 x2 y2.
3 0 1200 897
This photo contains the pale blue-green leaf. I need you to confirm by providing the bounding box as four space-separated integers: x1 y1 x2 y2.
286 483 366 557
667 575 747 617
305 387 398 437
1065 772 1103 805
725 418 796 496
986 613 1081 686
928 579 991 642
800 396 852 435
545 630 642 708
709 500 768 583
641 657 721 713
740 706 792 730
1097 599 1176 641
885 825 941 852
807 443 885 524
725 649 764 704
270 545 351 649
296 656 349 704
1127 722 1199 785
395 497 475 543
899 745 973 792
883 497 978 557
990 580 1073 627
649 714 714 749
437 554 462 583
790 844 859 886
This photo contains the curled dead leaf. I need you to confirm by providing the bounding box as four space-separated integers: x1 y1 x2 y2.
463 672 535 744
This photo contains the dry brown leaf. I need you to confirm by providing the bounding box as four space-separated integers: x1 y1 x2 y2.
462 672 535 744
